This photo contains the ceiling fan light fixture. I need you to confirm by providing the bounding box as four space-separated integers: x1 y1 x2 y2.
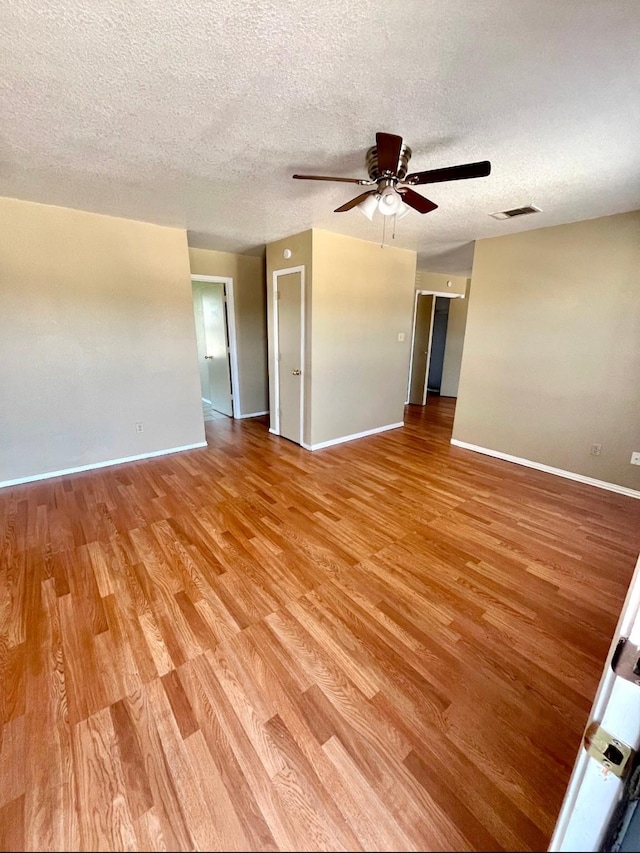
293 132 490 220
378 186 402 216
357 193 379 220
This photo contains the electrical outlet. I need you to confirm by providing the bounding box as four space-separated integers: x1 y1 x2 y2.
397 332 405 342
590 443 602 457
135 422 143 434
631 452 640 466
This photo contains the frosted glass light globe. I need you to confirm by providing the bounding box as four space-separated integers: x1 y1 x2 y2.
378 187 402 216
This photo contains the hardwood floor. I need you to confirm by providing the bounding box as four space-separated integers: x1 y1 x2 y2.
1 397 639 852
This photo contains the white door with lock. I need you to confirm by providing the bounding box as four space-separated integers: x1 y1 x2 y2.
273 267 304 445
550 551 640 852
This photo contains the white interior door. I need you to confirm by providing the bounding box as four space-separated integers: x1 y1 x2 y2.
408 293 435 405
192 288 211 403
550 551 640 852
192 281 234 417
275 270 303 444
201 283 233 417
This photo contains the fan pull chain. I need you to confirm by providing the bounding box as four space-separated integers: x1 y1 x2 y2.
381 215 387 248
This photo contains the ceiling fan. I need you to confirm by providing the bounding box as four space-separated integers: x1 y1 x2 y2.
293 132 491 219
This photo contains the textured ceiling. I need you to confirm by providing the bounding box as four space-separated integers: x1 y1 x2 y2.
2 1 640 274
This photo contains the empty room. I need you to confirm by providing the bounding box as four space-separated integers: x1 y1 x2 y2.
1 2 640 852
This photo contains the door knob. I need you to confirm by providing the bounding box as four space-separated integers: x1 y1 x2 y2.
292 369 301 375
204 355 213 360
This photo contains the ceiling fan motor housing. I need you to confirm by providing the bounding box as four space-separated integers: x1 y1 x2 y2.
366 143 412 181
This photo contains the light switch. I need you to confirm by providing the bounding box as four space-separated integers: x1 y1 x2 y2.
397 332 405 342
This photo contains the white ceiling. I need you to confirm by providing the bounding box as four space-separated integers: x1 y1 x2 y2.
2 1 640 275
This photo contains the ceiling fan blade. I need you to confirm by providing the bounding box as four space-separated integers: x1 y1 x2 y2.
334 190 378 213
399 188 438 214
293 174 370 184
376 132 404 174
406 160 491 185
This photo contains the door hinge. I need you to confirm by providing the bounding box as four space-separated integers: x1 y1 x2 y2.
275 291 281 300
611 637 640 687
584 722 635 778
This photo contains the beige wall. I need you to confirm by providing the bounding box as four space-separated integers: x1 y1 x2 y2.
440 284 471 398
453 211 640 491
416 270 467 295
189 248 268 416
0 196 205 484
265 230 313 439
310 230 417 446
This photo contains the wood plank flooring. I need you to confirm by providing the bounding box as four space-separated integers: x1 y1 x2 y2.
1 397 639 851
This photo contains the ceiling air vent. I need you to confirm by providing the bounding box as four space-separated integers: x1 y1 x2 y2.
489 205 542 220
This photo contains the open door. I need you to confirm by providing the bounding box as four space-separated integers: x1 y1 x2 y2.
407 290 468 406
192 277 239 418
407 293 434 405
201 284 233 416
550 552 640 852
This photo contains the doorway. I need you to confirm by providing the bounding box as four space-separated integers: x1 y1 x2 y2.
407 293 434 405
272 267 305 444
407 289 465 405
191 276 240 420
427 297 451 395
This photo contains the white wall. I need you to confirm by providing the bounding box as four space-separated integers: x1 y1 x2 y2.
0 196 205 485
416 270 467 295
453 211 640 492
264 229 417 449
310 230 417 446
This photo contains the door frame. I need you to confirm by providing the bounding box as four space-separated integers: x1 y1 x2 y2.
406 290 464 405
272 265 305 441
190 275 241 418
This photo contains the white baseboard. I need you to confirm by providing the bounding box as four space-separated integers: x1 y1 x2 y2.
0 442 208 490
237 410 269 419
268 427 278 436
450 439 640 500
302 422 404 451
